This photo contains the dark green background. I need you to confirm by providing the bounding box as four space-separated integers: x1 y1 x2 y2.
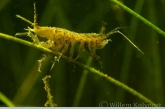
0 0 164 106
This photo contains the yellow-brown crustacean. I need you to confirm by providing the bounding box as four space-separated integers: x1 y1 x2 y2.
16 3 144 71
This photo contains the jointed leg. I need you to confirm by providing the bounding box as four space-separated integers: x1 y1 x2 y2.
39 40 54 49
50 52 62 70
38 54 51 72
15 31 40 44
69 41 76 59
88 42 103 68
51 40 70 64
74 41 85 61
28 32 40 44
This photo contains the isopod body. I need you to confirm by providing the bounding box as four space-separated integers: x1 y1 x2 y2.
16 3 144 70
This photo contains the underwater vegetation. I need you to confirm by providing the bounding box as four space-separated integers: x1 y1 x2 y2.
0 0 165 107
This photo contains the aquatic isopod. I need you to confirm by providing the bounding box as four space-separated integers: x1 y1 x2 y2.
16 3 144 71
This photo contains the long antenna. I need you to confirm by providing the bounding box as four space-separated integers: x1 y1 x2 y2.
16 3 38 28
16 15 34 26
33 3 38 27
106 29 144 54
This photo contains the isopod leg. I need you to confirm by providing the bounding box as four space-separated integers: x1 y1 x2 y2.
15 31 40 44
27 31 40 44
39 40 54 49
88 42 103 68
74 41 85 61
38 54 51 72
69 41 76 59
61 40 70 55
50 52 62 70
50 40 70 69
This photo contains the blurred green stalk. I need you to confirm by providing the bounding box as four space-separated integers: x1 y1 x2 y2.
110 0 165 37
0 92 15 107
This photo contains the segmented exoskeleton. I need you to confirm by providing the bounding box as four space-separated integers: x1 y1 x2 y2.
16 3 144 71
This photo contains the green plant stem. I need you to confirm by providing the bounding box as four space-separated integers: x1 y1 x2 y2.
116 0 144 102
73 53 94 106
110 0 165 37
0 32 157 106
0 92 15 107
148 0 164 104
